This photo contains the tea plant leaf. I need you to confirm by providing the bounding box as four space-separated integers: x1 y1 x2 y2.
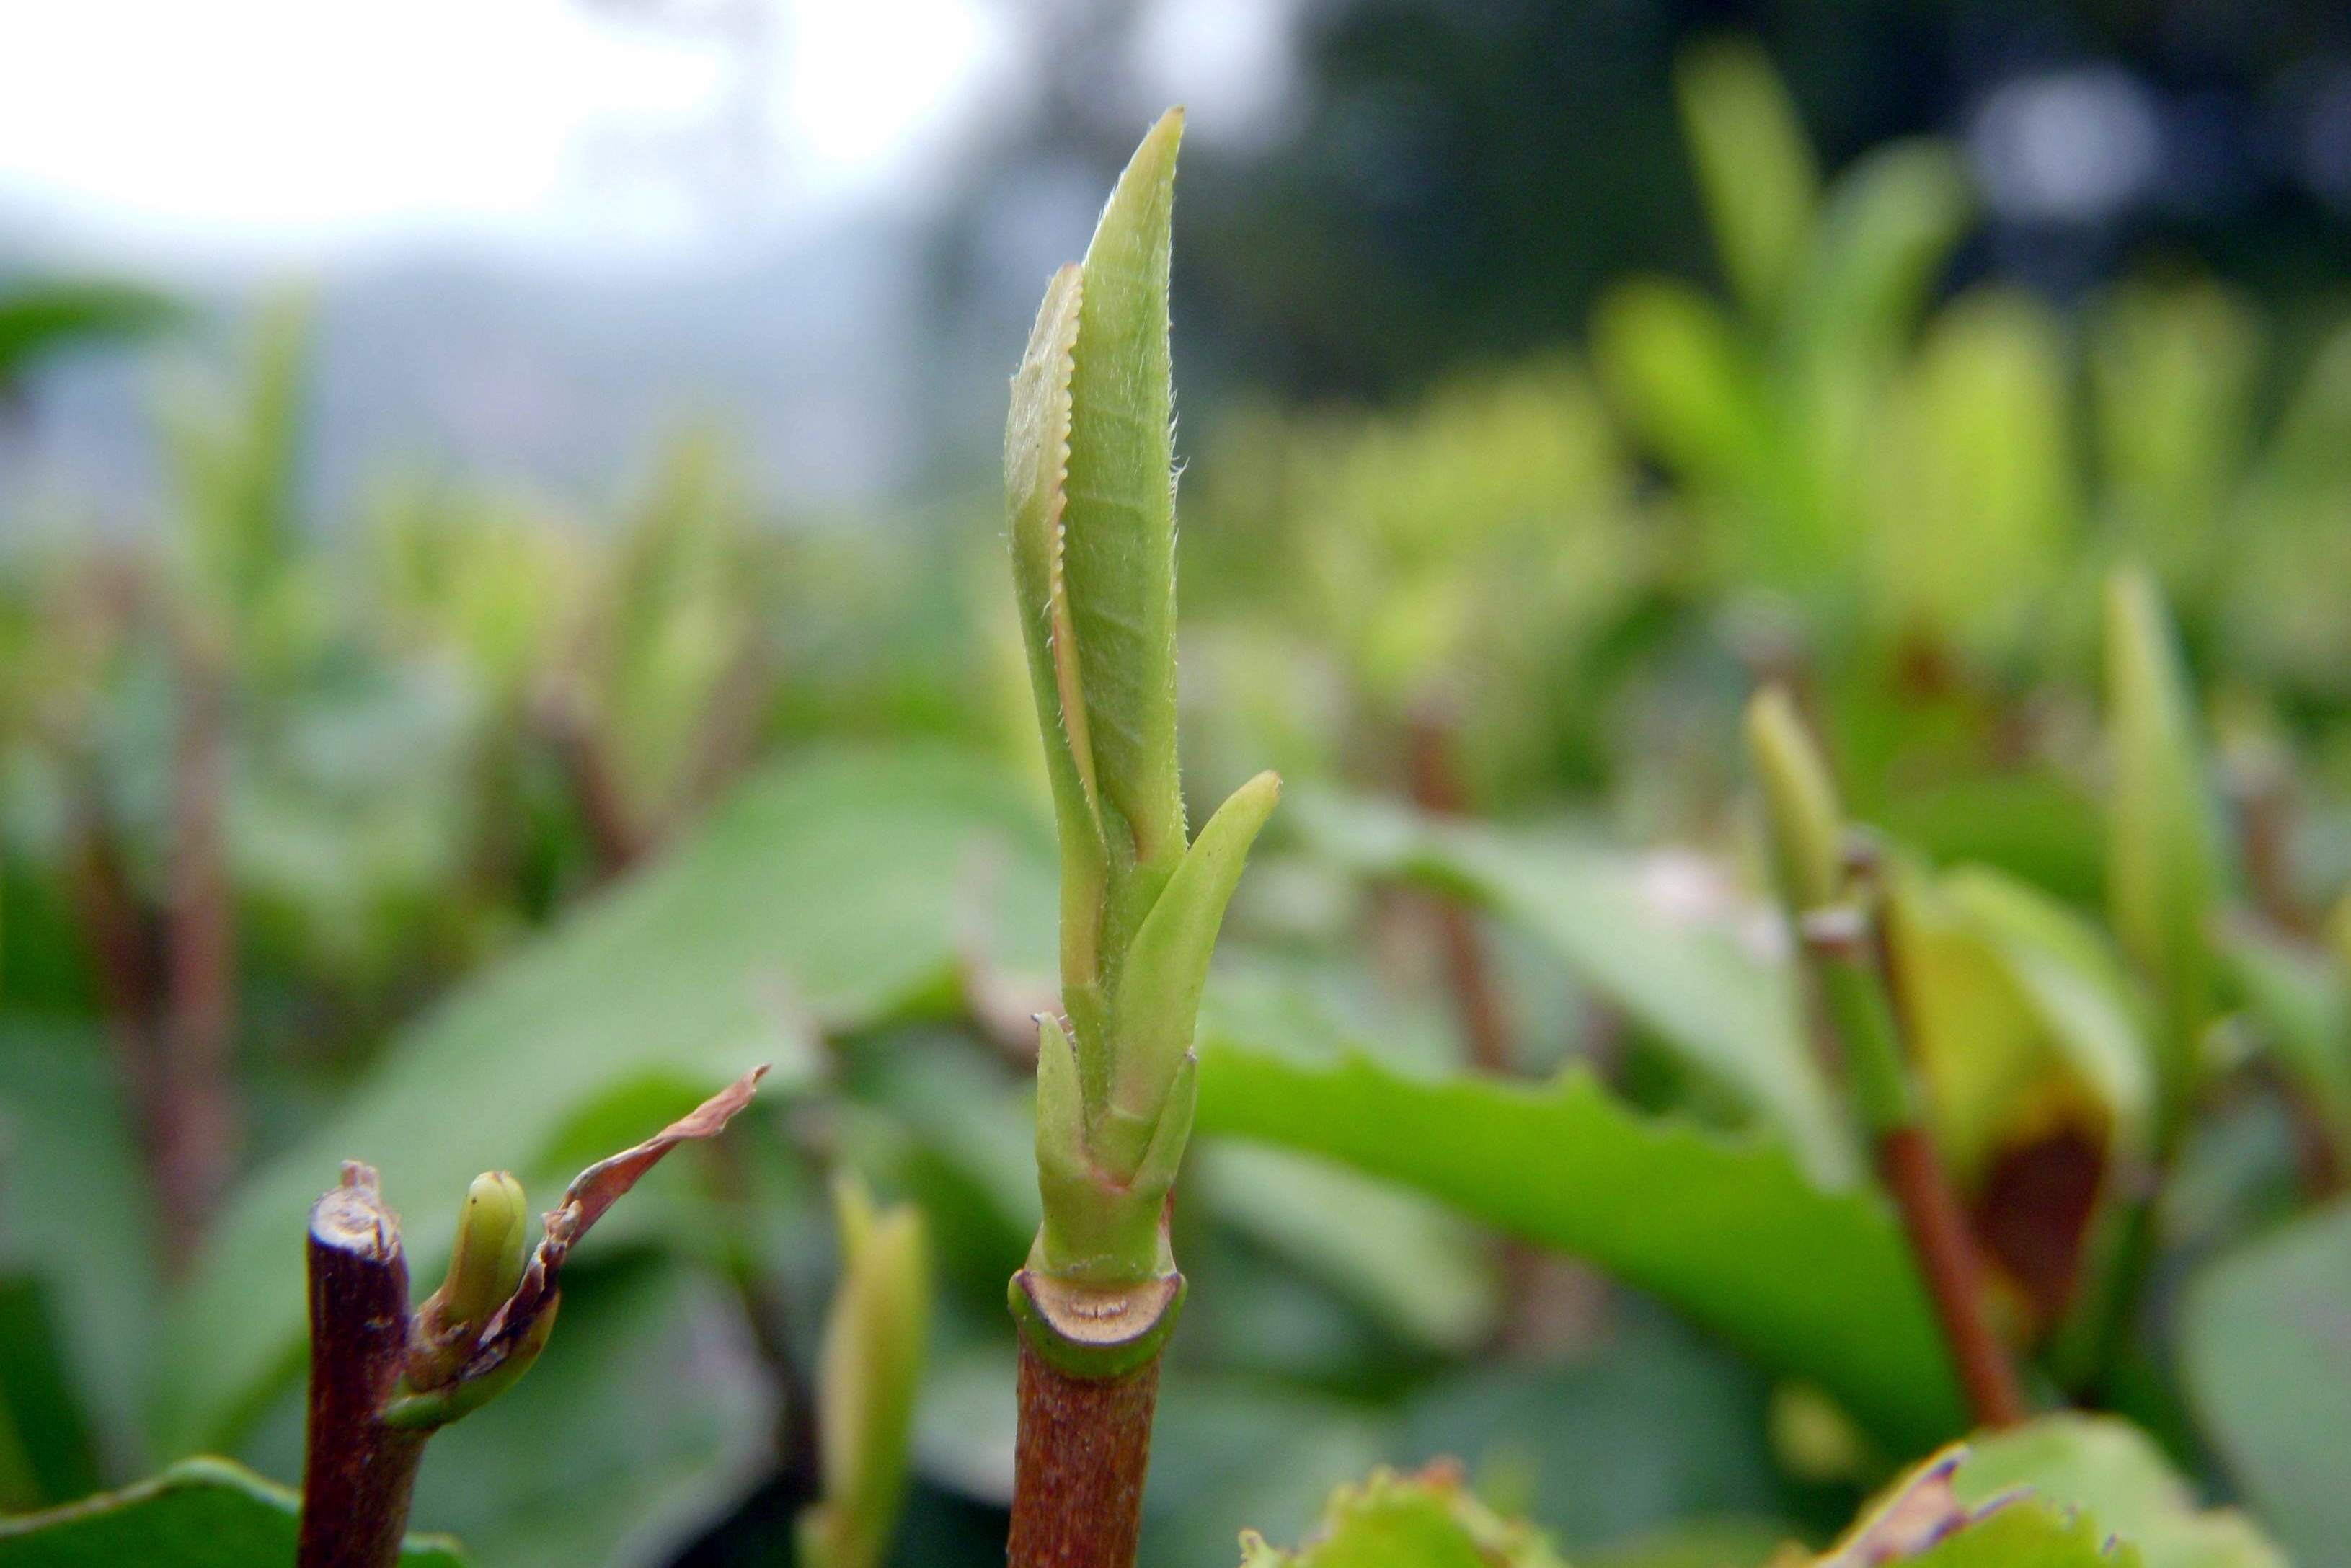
163 744 1056 1453
1952 1416 2284 1568
0 1456 465 1567
0 1026 159 1484
2105 567 2221 1138
1192 1009 1964 1448
1059 107 1187 874
399 1253 770 1568
1590 278 1775 502
2179 1196 2351 1567
2215 921 2351 1155
1293 791 1857 1185
1858 1497 2130 1568
1236 1463 1569 1568
1675 40 1818 322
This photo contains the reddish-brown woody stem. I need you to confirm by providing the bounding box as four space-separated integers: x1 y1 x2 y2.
300 1165 426 1568
1877 1126 2027 1430
1008 1339 1161 1568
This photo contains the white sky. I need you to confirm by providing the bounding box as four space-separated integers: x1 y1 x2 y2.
0 0 1019 271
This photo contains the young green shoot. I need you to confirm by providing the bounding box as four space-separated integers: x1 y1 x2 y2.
1003 106 1279 1568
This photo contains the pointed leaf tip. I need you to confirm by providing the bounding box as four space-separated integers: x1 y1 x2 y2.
1063 106 1187 872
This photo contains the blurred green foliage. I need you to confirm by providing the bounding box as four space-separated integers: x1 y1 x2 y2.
3 36 2351 1568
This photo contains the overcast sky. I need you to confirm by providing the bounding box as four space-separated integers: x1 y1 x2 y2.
0 0 1299 277
0 0 1015 272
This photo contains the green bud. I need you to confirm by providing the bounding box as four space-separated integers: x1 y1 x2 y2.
407 1170 528 1391
2104 566 2218 1137
1744 686 1846 913
797 1174 930 1568
383 1295 559 1432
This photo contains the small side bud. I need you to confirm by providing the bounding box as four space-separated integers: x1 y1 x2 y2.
407 1170 528 1390
797 1174 931 1568
1745 687 1846 914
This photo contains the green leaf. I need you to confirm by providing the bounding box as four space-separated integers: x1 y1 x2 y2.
0 1457 464 1567
0 1280 99 1510
2215 921 2351 1156
0 1026 160 1481
1295 792 1858 1185
1192 993 1964 1450
1952 1415 2285 1568
1789 143 1973 371
1195 1144 1500 1353
1675 40 1819 321
2179 1196 2351 1567
1060 107 1187 877
1590 280 1775 502
396 1254 769 1568
1104 771 1280 1158
1891 1501 2135 1568
2104 568 2221 1139
1817 1450 2135 1568
1237 1464 1568 1568
0 278 181 389
164 744 1055 1453
2090 284 2261 600
1872 290 2074 659
1929 865 2157 1167
1004 260 1108 988
1397 1308 1787 1551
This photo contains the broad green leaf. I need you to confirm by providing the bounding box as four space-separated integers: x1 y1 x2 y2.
1237 1464 1567 1568
1192 999 1963 1449
0 1280 98 1510
0 1456 464 1567
1060 107 1187 874
394 1255 769 1568
1894 1501 2136 1568
1952 1415 2285 1568
2179 1196 2351 1567
164 745 1055 1453
1151 1381 1394 1568
1920 865 2156 1172
2215 921 2351 1155
1675 40 1819 322
1295 792 1857 1185
1397 1308 1787 1551
1195 1143 1499 1354
0 1026 159 1481
1818 1450 2141 1568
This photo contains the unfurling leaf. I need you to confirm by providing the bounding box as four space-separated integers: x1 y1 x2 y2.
2104 567 2219 1138
1004 111 1279 1301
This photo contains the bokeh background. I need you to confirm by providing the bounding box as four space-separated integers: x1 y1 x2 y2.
8 2 2351 1566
